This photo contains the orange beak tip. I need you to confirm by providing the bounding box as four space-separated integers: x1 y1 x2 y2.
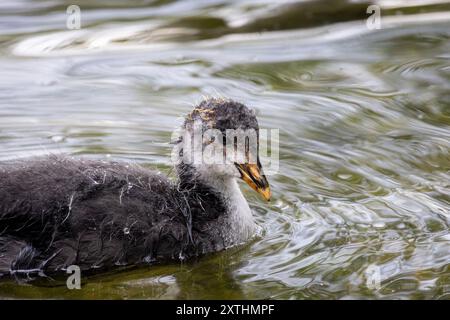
260 187 271 202
235 163 271 202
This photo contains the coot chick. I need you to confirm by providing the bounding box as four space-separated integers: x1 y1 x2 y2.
0 98 271 280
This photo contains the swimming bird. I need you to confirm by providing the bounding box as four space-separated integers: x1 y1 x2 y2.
0 98 271 280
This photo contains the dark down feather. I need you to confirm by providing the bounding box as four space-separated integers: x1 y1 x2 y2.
0 155 228 279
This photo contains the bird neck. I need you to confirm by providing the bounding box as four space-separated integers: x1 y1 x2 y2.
176 162 256 245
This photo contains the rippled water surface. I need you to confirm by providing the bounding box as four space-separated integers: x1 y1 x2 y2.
0 0 449 299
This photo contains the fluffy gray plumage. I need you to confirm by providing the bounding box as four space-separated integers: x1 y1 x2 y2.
0 98 261 280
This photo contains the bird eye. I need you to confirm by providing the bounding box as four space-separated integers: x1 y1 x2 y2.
204 136 215 145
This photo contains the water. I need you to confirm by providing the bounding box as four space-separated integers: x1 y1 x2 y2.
0 0 449 299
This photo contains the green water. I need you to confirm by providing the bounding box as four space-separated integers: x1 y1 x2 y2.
0 0 449 299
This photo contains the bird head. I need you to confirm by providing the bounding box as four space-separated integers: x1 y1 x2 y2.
177 98 271 201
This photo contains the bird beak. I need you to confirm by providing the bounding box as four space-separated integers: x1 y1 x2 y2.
235 162 271 201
